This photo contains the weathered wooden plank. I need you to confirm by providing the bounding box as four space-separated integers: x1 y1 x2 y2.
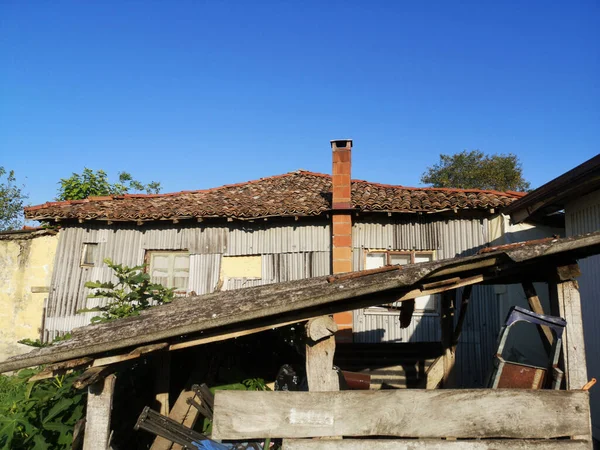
556 280 589 390
306 317 339 392
418 356 444 389
92 342 168 367
150 390 200 450
282 439 591 450
83 374 116 450
169 319 305 351
212 390 590 440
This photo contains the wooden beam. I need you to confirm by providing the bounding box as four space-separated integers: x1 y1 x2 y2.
417 356 444 389
150 390 201 450
212 390 591 440
282 439 591 449
83 374 116 450
555 279 589 390
169 319 306 351
522 281 554 354
92 342 168 367
452 285 472 344
305 316 339 392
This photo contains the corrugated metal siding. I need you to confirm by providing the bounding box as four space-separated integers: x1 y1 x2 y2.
189 254 221 295
566 190 600 438
352 216 498 387
44 220 330 340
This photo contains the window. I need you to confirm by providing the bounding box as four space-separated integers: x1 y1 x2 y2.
146 251 190 292
81 243 98 266
365 250 437 313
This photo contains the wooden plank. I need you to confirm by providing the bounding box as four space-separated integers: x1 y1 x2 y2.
212 390 591 440
418 356 444 389
150 390 200 450
453 285 472 344
169 319 305 351
440 291 456 387
306 317 339 392
522 281 554 352
556 280 589 390
283 439 591 449
83 374 116 450
92 342 168 367
155 352 170 416
28 357 94 382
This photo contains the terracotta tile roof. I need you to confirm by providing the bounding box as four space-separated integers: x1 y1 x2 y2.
24 171 526 222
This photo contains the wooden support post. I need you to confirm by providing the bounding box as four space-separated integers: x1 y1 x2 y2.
83 374 116 450
522 281 554 355
154 352 171 416
554 278 588 390
306 316 340 392
441 291 456 388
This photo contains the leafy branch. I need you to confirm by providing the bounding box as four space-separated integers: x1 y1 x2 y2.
82 258 175 323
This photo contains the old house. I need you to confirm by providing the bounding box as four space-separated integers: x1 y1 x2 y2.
505 153 600 441
23 140 528 386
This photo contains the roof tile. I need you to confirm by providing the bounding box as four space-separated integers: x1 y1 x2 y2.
24 170 525 222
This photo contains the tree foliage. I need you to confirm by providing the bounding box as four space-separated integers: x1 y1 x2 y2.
56 168 161 201
0 167 27 231
420 150 530 192
82 258 175 323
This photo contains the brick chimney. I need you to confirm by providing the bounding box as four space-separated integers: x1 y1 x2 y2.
331 139 353 342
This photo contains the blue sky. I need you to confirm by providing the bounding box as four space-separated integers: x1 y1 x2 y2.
1 1 598 206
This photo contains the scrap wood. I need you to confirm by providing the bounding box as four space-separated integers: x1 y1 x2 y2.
74 366 117 390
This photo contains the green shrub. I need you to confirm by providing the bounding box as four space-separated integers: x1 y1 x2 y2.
0 369 86 449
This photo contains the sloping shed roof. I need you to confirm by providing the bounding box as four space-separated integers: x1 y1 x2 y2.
24 171 525 222
505 154 600 223
1 231 598 373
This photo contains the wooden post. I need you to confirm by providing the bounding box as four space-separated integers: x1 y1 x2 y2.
83 374 116 450
555 279 588 390
306 316 340 392
154 352 171 416
441 290 456 388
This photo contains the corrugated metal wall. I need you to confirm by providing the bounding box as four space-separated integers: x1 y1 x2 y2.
566 190 600 439
44 215 500 386
352 216 498 387
43 220 331 340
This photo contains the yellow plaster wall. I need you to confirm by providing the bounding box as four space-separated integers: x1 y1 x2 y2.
220 255 262 279
0 234 58 362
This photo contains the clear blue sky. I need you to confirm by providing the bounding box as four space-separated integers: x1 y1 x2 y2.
1 1 598 206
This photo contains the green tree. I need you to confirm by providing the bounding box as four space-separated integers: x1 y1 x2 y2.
0 167 27 231
56 168 161 201
420 150 530 192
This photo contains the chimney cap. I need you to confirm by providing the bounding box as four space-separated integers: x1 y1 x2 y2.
330 139 353 149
